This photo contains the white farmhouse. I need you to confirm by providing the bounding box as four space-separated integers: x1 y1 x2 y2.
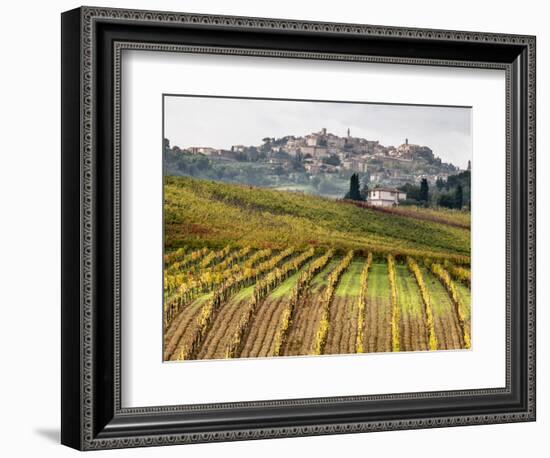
368 187 407 207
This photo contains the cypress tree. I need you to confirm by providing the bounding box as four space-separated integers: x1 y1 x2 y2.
347 173 362 201
419 178 429 203
454 184 463 209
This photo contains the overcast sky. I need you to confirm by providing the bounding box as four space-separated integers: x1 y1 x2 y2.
164 95 472 169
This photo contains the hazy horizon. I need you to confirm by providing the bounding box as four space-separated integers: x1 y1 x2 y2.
164 95 472 169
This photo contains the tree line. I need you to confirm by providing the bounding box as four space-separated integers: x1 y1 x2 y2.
344 171 470 210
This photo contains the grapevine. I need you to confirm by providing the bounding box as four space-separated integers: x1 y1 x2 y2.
224 248 317 358
430 262 471 349
387 254 400 352
313 250 354 355
355 253 373 353
406 257 438 351
271 249 335 356
171 248 297 360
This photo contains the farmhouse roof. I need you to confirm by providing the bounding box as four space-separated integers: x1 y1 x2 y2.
371 187 403 193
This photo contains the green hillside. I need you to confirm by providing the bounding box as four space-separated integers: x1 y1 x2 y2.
164 176 470 262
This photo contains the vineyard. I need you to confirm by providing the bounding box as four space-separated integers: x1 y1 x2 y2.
163 176 471 361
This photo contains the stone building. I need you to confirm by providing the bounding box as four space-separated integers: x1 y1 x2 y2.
367 187 407 207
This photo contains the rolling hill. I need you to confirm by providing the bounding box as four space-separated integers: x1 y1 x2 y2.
164 176 470 263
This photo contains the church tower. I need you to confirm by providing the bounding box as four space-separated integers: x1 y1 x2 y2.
347 128 351 138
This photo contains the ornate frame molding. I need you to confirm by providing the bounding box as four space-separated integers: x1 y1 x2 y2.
61 6 536 450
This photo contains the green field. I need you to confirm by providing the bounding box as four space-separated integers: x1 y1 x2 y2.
335 259 364 297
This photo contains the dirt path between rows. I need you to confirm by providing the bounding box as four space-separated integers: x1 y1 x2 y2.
197 297 249 360
280 260 340 357
164 298 208 360
241 297 287 358
362 263 392 353
324 296 358 355
421 267 465 350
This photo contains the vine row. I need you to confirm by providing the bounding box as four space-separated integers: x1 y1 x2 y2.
271 249 335 356
387 254 400 352
224 248 318 358
444 261 471 288
313 250 354 355
171 247 297 360
165 247 209 276
355 252 373 353
164 247 270 328
406 257 438 351
430 262 471 349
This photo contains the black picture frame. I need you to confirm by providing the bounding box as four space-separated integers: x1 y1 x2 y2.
61 6 536 450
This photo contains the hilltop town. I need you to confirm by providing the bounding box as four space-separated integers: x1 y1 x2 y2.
164 127 467 200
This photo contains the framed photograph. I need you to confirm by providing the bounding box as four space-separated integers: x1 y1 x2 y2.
61 6 536 450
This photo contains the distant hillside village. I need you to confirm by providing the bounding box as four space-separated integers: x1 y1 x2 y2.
164 127 471 209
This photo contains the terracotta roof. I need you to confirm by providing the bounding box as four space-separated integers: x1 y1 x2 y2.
370 187 403 193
